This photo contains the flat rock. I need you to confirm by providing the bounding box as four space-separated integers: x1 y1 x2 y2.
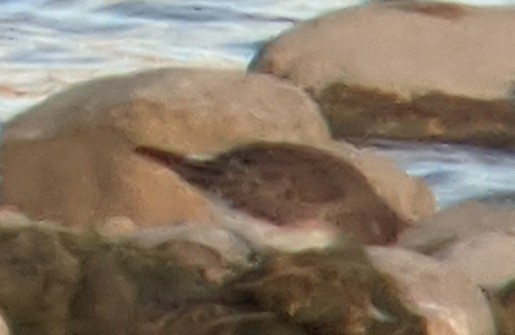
434 232 515 289
397 201 515 255
367 246 495 335
251 1 515 148
232 246 427 335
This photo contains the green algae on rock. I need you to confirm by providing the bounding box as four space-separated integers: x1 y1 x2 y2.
317 83 515 149
487 279 515 335
2 68 330 229
229 245 427 335
0 224 81 335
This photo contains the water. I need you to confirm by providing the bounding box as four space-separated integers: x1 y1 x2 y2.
2 0 515 209
358 140 515 209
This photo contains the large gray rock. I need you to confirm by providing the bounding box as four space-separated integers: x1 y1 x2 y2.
251 1 515 148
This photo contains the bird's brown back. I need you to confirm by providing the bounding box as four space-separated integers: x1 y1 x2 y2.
135 142 407 244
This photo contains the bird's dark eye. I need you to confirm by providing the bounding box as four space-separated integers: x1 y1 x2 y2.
241 157 254 166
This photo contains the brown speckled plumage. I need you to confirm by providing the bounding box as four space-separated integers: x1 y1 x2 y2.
135 142 407 245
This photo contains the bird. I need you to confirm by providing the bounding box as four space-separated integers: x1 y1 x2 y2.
134 142 407 245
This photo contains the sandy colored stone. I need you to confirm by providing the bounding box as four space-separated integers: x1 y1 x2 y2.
324 142 434 223
398 201 515 255
2 68 330 228
0 311 9 335
251 1 515 99
435 232 515 289
367 246 495 335
251 1 515 147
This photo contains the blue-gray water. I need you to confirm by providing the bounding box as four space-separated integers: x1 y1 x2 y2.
2 0 515 209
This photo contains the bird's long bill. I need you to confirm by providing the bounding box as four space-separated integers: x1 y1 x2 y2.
134 145 185 168
134 145 222 185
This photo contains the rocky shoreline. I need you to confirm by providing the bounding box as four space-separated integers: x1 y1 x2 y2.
1 1 515 334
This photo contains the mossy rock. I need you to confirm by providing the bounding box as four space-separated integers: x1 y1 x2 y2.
229 244 426 335
487 279 515 335
317 83 515 149
0 224 81 335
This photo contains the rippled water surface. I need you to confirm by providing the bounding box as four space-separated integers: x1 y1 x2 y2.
3 0 515 209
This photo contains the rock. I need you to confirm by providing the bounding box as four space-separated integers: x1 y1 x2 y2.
136 304 309 335
231 246 427 335
2 67 330 228
434 232 515 289
135 141 410 245
326 142 434 223
98 216 138 239
0 224 81 335
487 279 515 335
0 311 9 335
0 205 35 228
68 250 138 335
367 247 495 335
397 201 515 255
127 222 256 271
69 233 233 335
251 1 515 148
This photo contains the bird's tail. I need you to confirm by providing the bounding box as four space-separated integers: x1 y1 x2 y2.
134 145 223 186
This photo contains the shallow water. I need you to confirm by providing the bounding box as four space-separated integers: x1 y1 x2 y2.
3 0 515 209
357 140 515 209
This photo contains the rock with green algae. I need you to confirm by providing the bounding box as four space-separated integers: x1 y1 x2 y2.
136 303 309 335
68 236 234 335
487 279 515 335
228 243 427 335
0 223 81 335
0 222 233 335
